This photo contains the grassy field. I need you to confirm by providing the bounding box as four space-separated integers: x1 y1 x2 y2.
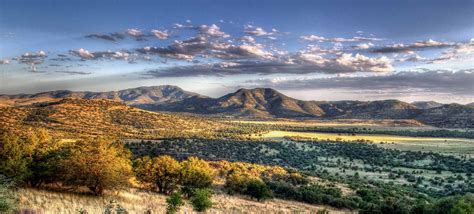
17 188 352 214
259 130 474 155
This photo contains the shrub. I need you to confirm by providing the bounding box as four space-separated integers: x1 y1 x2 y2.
0 176 18 213
166 192 184 214
134 155 181 194
190 188 213 212
180 157 216 195
244 179 272 201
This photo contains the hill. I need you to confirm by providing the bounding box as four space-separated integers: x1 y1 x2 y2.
412 101 444 109
2 86 474 128
0 85 200 106
0 98 224 138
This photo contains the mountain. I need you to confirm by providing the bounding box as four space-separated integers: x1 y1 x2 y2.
412 101 444 109
467 102 474 107
0 85 200 107
0 98 223 138
2 86 473 128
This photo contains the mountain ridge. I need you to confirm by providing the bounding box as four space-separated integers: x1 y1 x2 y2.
1 86 473 128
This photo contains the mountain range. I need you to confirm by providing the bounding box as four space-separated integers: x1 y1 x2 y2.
1 86 473 128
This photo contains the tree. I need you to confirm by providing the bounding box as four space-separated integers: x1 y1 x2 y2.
60 138 132 195
134 155 181 194
245 179 272 201
0 133 34 184
166 192 184 214
180 157 216 195
190 188 213 212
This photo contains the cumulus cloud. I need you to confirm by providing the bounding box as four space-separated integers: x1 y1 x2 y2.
429 39 474 63
137 36 274 60
301 35 382 43
14 51 47 71
352 43 374 49
244 25 277 37
69 48 132 60
244 69 474 96
198 24 229 38
151 30 169 39
371 39 454 53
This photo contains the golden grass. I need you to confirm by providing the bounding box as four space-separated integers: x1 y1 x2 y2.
18 188 353 214
260 131 474 155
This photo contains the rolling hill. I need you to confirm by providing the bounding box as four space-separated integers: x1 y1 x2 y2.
0 98 224 138
1 86 473 128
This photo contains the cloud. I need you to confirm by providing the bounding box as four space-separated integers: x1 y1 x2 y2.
198 24 229 38
69 48 132 60
137 36 274 60
429 39 474 63
144 51 393 78
244 69 474 96
371 39 454 53
352 43 374 49
85 33 125 42
55 70 92 75
14 51 47 71
244 25 277 37
151 30 169 39
0 59 10 65
301 35 382 43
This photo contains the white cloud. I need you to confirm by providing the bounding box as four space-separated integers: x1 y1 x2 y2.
198 24 229 38
301 35 382 42
151 30 169 40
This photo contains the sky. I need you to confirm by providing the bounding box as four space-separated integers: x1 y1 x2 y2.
1 0 473 103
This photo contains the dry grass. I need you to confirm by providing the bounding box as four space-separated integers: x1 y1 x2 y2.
17 188 353 214
259 131 474 155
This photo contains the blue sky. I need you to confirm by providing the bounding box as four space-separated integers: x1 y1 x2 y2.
1 0 473 103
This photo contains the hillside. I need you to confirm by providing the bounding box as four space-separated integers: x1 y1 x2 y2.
0 98 224 138
412 101 444 109
2 86 474 128
0 85 201 106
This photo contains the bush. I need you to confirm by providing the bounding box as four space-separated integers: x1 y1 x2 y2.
180 157 216 195
134 155 181 194
60 138 133 195
166 192 184 214
0 176 18 213
244 179 272 201
0 133 34 184
190 188 213 212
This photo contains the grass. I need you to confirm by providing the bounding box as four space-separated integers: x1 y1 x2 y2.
17 188 352 214
258 131 474 155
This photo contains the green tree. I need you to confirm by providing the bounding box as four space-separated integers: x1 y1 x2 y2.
0 133 34 184
60 138 132 195
190 188 213 212
245 179 272 201
166 192 184 214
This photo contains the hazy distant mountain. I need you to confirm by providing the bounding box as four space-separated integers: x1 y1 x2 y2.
411 101 444 109
467 102 474 107
1 86 473 128
0 85 201 106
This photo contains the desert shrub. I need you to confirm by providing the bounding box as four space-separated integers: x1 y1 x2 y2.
134 155 181 194
0 176 18 213
190 188 213 212
103 200 128 214
166 192 184 214
244 179 272 201
180 157 216 195
60 138 132 195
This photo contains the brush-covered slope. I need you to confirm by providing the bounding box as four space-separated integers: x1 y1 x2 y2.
0 85 200 106
412 101 445 109
0 98 223 138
